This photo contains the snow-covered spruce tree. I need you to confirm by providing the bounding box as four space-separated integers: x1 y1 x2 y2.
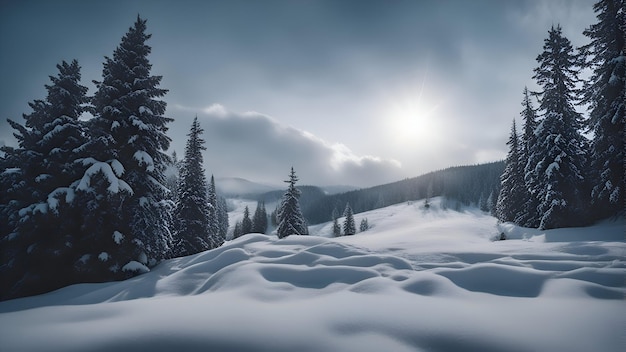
217 196 229 240
519 87 541 227
252 201 268 234
207 175 222 247
496 120 526 223
581 0 625 220
173 117 211 257
331 207 341 237
241 205 252 235
343 202 356 236
531 25 590 229
276 167 307 238
77 16 173 277
359 218 369 232
0 60 88 299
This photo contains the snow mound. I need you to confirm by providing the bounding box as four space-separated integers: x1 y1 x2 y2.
0 198 624 352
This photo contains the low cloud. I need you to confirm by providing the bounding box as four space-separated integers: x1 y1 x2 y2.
170 104 403 188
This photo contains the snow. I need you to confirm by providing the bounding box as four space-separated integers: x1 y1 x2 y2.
98 252 109 262
77 161 133 195
0 197 623 352
112 231 124 244
130 115 150 130
122 261 150 274
133 150 155 172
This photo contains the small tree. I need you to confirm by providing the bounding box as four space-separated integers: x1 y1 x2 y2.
277 167 307 238
241 205 252 235
359 218 369 232
343 203 356 236
252 201 268 234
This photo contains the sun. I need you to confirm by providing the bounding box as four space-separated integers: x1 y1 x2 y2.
388 97 439 145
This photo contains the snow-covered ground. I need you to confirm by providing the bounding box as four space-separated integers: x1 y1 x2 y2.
1 198 624 352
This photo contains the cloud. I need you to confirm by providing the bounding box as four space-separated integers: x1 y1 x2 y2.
170 104 403 187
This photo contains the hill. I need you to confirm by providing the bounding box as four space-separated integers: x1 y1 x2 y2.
1 198 623 352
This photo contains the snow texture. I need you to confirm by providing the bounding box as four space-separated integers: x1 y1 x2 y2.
0 197 623 352
77 161 132 195
112 231 124 245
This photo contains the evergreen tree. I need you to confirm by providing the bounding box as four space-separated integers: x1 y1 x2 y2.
496 120 526 223
0 60 88 299
581 0 625 219
519 87 541 227
531 25 589 229
217 196 229 240
207 175 220 246
241 205 252 235
252 201 268 234
233 221 243 239
359 218 369 232
331 207 341 237
343 202 356 236
174 117 211 256
74 16 173 277
277 167 307 238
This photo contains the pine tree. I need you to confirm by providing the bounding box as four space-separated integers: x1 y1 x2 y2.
0 60 88 299
581 0 625 219
359 218 369 232
233 221 243 239
71 16 173 279
519 87 541 227
331 207 342 237
217 196 229 240
277 167 307 238
241 205 252 235
496 120 526 223
173 117 211 256
207 175 220 246
531 25 590 229
343 202 356 236
252 201 268 234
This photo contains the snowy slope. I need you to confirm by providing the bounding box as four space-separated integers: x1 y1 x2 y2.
0 198 624 352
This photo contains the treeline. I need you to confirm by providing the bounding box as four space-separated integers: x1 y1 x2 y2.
0 17 227 300
496 1 624 229
255 161 504 225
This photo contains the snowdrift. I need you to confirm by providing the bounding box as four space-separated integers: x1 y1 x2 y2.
1 198 624 352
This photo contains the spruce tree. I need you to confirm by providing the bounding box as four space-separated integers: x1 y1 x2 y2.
519 88 541 227
496 120 526 223
331 207 342 237
207 175 221 247
217 196 229 240
359 218 369 232
252 201 268 234
173 117 211 256
77 15 173 275
581 0 625 219
343 202 356 236
241 205 252 235
531 25 589 229
277 167 307 238
0 60 88 299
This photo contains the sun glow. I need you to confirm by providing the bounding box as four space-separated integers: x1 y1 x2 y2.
388 98 439 143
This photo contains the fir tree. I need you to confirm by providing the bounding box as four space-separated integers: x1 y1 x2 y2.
0 60 88 299
496 120 526 223
343 202 356 236
519 87 541 227
277 167 307 238
217 196 229 240
581 0 625 219
359 218 369 232
531 25 589 229
233 221 243 239
75 16 173 276
207 175 220 246
173 117 211 256
331 207 341 237
252 201 268 234
241 205 252 235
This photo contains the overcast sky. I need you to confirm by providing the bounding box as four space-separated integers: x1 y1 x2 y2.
0 0 596 187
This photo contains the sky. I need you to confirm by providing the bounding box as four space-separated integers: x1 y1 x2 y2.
0 0 597 187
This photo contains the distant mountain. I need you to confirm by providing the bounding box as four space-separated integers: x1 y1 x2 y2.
320 185 359 195
216 177 280 197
